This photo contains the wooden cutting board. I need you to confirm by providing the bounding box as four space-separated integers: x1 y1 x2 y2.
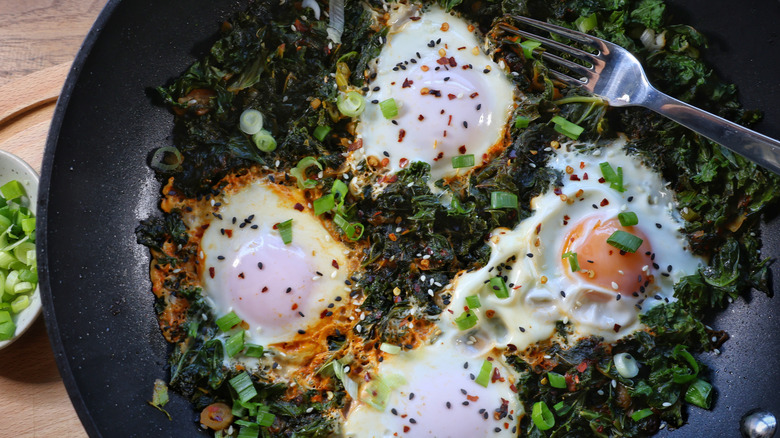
0 63 88 438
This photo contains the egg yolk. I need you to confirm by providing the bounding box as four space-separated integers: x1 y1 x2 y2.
561 215 653 294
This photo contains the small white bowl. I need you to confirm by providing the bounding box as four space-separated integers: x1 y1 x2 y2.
0 150 40 351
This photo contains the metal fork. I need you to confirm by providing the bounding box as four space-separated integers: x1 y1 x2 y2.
501 16 780 175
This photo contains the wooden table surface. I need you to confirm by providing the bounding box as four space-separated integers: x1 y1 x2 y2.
0 1 109 436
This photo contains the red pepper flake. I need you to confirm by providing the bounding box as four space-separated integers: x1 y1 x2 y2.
506 343 517 352
443 130 447 137
447 93 457 100
577 361 588 373
433 152 445 161
294 203 305 211
469 92 479 98
209 267 215 278
418 114 425 121
580 161 586 169
598 177 606 183
394 295 402 303
381 157 390 167
600 198 609 207
430 89 442 97
320 309 330 318
570 174 581 181
403 426 410 433
436 56 449 65
238 272 245 279
398 129 406 142
466 394 479 402
613 323 622 332
583 172 589 180
348 138 363 151
388 233 397 241
262 286 268 293
553 187 563 195
381 174 398 184
399 157 409 168
485 309 496 318
225 229 233 238
448 57 457 67
402 78 413 88
292 303 298 310
457 46 466 50
491 367 505 383
509 383 518 393
332 259 339 269
447 115 452 126
535 223 542 234
293 19 308 32
458 145 467 154
410 16 421 21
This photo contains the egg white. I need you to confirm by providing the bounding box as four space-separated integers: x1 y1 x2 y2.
199 178 352 349
354 4 515 183
442 137 704 352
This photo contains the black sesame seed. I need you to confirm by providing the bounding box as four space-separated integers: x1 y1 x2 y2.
462 401 470 406
391 408 398 415
371 99 379 104
361 86 369 92
286 287 292 293
416 52 421 58
383 151 390 157
257 262 263 269
335 296 342 301
667 265 673 272
436 38 441 44
444 76 450 81
592 204 599 209
298 329 306 334
410 418 417 424
655 223 662 229
298 311 305 317
519 326 526 332
616 294 622 301
560 291 566 298
494 427 501 433
460 389 467 395
469 373 475 380
217 255 225 260
476 104 481 110
410 58 417 63
627 196 634 202
446 402 452 409
463 121 468 128
463 362 469 369
250 225 258 229
428 40 435 47
327 303 334 308
409 393 415 400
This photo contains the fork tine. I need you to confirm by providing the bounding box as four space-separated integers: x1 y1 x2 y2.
508 15 603 49
546 69 588 89
498 23 599 66
539 52 596 82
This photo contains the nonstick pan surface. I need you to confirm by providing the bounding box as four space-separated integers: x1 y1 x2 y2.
39 0 780 436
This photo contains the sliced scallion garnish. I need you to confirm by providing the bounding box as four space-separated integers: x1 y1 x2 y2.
216 310 241 332
229 372 257 403
514 116 530 129
313 194 335 216
599 162 626 192
150 146 184 172
379 98 398 119
252 130 277 152
337 91 366 117
239 109 264 135
631 408 654 421
225 330 245 357
475 360 493 387
490 191 518 210
562 251 580 272
276 219 293 244
684 378 713 409
489 276 509 299
379 343 401 354
290 157 323 189
454 311 478 330
520 40 541 59
531 401 555 430
606 230 643 253
547 371 567 388
451 154 475 169
618 211 639 227
465 295 481 309
244 343 264 358
313 125 332 141
550 115 584 140
334 214 364 241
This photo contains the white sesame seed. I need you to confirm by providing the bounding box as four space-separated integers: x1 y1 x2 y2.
428 289 434 296
611 282 619 290
662 402 672 407
331 270 338 278
421 275 427 282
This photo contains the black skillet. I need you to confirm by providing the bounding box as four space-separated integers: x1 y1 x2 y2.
39 0 780 436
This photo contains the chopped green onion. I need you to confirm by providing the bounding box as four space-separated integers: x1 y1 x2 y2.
379 343 401 354
0 320 14 341
236 423 260 438
239 109 264 135
490 191 518 210
553 400 572 416
313 194 335 216
334 214 364 241
599 162 625 192
337 91 366 118
363 377 393 411
671 345 699 383
257 409 276 427
21 218 35 235
617 212 639 227
575 12 598 33
614 352 640 378
0 181 25 202
225 330 245 357
531 401 555 431
216 311 242 332
685 378 713 409
13 242 34 266
229 372 257 403
150 146 183 172
290 157 323 189
454 311 478 330
562 251 580 272
332 179 348 204
149 379 170 417
489 277 509 299
520 40 542 58
13 282 33 295
606 230 643 253
547 371 567 388
475 360 493 387
451 154 475 169
514 116 530 129
276 219 293 244
4 270 19 294
252 129 277 152
379 98 399 119
465 295 481 309
631 408 654 421
244 343 264 358
313 125 332 142
550 115 585 140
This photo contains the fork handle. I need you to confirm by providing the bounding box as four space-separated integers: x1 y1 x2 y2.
644 89 780 175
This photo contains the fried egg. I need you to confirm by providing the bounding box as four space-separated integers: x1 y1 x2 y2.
343 337 521 437
198 178 352 347
443 137 703 352
354 4 515 182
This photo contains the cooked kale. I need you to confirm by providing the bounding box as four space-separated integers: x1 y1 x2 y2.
138 0 779 436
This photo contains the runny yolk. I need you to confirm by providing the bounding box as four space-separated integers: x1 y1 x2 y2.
561 215 654 294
